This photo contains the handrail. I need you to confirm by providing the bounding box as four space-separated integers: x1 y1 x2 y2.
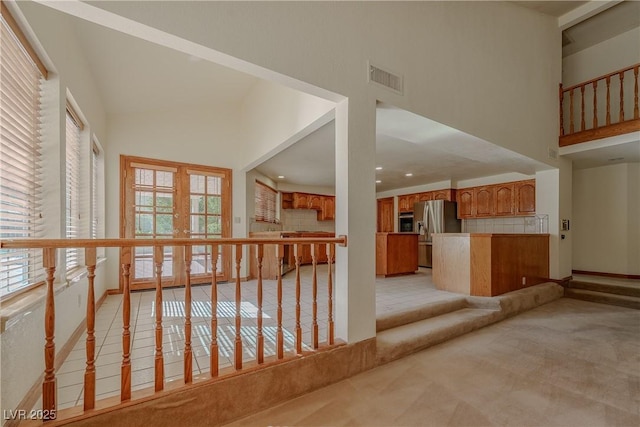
0 236 348 249
561 63 639 93
559 63 640 146
1 236 346 423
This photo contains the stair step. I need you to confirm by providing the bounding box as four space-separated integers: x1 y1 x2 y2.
376 298 468 332
376 308 499 364
564 288 640 310
568 280 640 298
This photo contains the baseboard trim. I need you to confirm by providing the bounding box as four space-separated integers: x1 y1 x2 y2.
572 270 640 280
8 290 109 426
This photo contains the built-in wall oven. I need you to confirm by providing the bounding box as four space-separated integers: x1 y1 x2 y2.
398 212 414 233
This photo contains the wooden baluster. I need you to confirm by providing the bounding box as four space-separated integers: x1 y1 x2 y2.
592 81 598 129
311 244 319 349
184 246 193 384
210 244 219 377
580 85 586 131
120 247 132 401
569 88 575 134
634 66 639 120
294 244 302 354
153 246 164 392
619 71 625 122
276 244 285 359
327 244 335 345
83 248 97 410
234 244 243 370
256 244 264 364
42 248 57 420
559 84 564 136
606 76 612 125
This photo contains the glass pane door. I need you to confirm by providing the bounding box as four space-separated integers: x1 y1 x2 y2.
131 167 176 286
188 173 224 282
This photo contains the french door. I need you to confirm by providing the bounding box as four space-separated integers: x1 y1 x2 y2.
120 156 231 290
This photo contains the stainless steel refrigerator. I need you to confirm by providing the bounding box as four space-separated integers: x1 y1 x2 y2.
414 200 461 267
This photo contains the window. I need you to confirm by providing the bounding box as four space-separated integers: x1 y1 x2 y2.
65 106 83 270
0 4 46 298
255 181 277 224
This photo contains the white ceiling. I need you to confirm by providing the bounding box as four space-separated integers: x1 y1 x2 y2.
72 18 259 115
64 1 639 193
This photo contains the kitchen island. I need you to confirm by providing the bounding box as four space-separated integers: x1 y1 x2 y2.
248 231 334 280
432 233 549 296
376 233 419 277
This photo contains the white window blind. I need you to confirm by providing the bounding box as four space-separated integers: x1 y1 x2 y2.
255 181 277 223
0 12 45 297
65 108 81 270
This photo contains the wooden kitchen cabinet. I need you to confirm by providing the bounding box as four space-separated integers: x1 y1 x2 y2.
317 196 335 221
309 194 323 210
433 189 451 200
515 180 535 215
292 192 310 209
377 197 394 232
282 192 335 221
418 192 433 201
495 183 515 216
398 194 415 212
474 186 495 217
457 189 474 218
457 180 535 219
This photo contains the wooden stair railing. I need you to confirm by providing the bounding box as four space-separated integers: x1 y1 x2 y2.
559 63 640 147
0 236 346 423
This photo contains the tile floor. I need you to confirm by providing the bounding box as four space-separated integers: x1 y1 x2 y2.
49 267 457 410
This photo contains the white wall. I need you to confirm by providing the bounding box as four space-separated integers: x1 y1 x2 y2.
1 1 109 416
573 163 640 275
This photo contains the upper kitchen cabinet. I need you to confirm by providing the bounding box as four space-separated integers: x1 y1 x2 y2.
398 194 418 212
308 194 324 210
433 189 453 200
377 197 394 232
457 180 535 219
282 192 335 221
418 192 433 202
515 180 535 215
495 183 515 216
457 189 474 218
292 192 310 209
318 196 335 221
474 186 495 217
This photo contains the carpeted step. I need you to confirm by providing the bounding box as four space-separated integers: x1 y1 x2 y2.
568 280 640 298
376 298 468 332
564 288 640 310
376 308 500 364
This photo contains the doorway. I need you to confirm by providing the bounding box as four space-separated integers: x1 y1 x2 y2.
120 155 232 290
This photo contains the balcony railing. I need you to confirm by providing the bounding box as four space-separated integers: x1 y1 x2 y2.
559 63 640 146
0 236 346 424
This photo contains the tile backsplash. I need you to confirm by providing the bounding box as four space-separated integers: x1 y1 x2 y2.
280 209 335 232
463 216 541 234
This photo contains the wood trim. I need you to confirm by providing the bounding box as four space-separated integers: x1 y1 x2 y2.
66 103 85 131
0 0 48 79
562 63 640 93
9 290 109 425
572 270 640 280
559 118 640 147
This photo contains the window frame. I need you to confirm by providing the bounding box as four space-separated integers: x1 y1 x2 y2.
254 180 278 224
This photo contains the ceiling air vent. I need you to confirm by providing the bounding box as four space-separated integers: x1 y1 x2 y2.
368 63 403 95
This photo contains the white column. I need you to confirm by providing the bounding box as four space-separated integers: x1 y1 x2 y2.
334 96 377 343
536 157 572 280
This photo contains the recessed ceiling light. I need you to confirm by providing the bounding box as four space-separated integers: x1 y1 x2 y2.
405 173 413 177
277 175 285 179
376 166 383 170
376 180 382 184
